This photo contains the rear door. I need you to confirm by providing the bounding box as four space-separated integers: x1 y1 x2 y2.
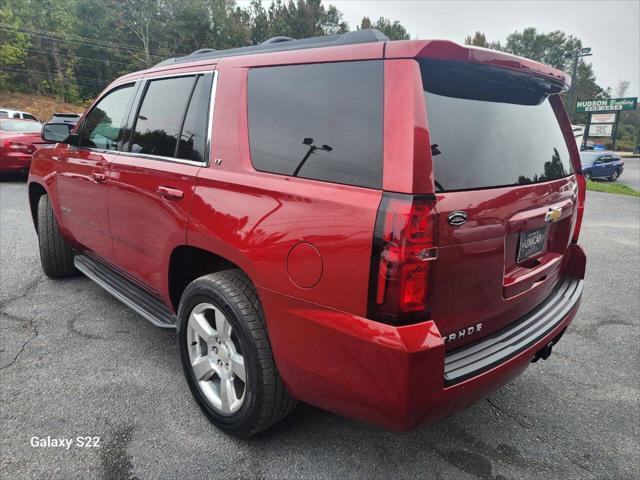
418 59 580 350
108 71 213 299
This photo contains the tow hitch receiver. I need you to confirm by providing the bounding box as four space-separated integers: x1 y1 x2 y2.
532 327 567 363
532 343 554 363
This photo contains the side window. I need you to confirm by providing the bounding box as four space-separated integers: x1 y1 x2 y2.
247 61 384 189
23 114 38 121
12 113 20 118
177 75 213 162
130 76 196 158
81 84 135 150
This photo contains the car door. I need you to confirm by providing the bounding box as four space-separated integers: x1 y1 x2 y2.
592 155 607 177
108 71 214 299
56 82 138 262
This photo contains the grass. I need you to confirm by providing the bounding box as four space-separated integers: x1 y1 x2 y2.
586 179 640 197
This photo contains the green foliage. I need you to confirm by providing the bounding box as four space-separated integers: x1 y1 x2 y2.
0 0 392 101
360 16 409 40
586 179 639 196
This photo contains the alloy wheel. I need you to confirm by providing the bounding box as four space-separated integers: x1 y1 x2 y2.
186 302 246 415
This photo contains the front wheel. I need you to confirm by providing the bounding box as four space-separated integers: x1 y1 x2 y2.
609 170 620 182
37 194 77 278
177 269 296 437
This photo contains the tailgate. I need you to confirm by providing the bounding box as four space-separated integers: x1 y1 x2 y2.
417 58 580 350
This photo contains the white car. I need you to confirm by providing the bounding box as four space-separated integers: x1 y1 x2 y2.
0 108 39 122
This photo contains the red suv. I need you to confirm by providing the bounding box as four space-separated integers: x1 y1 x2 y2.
30 30 586 437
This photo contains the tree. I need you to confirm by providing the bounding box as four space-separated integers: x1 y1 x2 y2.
615 80 630 97
463 31 501 50
360 16 410 40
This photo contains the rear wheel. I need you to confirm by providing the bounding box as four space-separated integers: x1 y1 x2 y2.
609 169 620 181
37 194 77 278
177 269 296 437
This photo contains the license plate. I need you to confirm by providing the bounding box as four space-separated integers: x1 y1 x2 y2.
517 225 547 262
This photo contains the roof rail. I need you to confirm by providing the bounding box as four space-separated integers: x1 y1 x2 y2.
261 36 293 45
191 48 217 55
154 29 389 67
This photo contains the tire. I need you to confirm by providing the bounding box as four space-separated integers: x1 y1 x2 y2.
609 170 620 182
585 171 593 181
177 269 296 437
37 194 77 278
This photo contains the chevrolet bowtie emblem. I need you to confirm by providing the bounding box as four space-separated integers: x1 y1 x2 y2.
545 207 562 223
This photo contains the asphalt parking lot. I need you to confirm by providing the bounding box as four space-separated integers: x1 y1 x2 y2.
1 178 638 480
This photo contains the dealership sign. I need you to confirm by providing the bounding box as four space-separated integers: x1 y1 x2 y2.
576 97 638 112
591 113 616 123
589 124 613 137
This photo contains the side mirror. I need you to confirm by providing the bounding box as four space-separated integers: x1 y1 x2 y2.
42 123 72 143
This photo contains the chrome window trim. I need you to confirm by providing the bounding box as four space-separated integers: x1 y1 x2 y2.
205 71 218 167
117 150 205 167
77 70 217 168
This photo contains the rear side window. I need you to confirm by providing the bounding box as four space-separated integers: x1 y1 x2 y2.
420 59 573 192
131 76 196 158
177 75 212 162
81 84 135 151
248 61 383 189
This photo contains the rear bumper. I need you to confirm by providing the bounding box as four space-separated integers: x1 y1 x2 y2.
0 152 32 173
261 244 586 431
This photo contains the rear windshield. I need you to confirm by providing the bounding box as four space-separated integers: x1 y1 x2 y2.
0 119 41 132
420 59 573 192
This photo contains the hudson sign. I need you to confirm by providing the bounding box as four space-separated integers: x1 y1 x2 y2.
576 97 638 112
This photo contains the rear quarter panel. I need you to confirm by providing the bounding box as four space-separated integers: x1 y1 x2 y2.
187 62 381 317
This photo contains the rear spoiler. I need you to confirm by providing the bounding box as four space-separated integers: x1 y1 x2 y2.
386 40 570 92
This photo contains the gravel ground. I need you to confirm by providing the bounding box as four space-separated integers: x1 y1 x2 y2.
1 177 638 480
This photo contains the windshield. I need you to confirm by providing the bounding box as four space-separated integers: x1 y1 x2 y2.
0 119 42 133
420 59 573 192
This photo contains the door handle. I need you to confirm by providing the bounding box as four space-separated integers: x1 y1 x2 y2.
157 186 184 200
91 172 107 182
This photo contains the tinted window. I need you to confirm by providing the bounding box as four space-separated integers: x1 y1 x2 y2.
420 59 573 191
177 75 212 162
131 76 196 158
23 114 38 121
248 61 383 189
81 85 135 150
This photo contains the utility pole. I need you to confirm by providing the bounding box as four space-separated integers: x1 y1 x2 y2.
564 47 593 124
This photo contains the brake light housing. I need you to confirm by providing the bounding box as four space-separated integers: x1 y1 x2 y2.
572 172 586 243
4 141 36 154
368 193 437 325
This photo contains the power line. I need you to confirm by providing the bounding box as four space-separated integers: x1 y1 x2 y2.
0 24 164 59
2 67 110 87
20 47 146 66
0 23 164 56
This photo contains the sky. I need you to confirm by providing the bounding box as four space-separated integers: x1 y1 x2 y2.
240 0 640 97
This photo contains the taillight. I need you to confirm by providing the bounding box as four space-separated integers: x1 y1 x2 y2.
572 172 586 243
367 193 437 325
5 141 36 154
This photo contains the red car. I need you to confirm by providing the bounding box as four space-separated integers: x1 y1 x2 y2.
0 119 52 174
29 30 586 437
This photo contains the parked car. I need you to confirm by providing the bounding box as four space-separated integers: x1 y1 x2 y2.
49 112 81 125
30 30 586 437
0 108 39 122
0 119 53 175
580 151 624 181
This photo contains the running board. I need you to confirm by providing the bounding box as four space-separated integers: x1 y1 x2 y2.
74 254 177 329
